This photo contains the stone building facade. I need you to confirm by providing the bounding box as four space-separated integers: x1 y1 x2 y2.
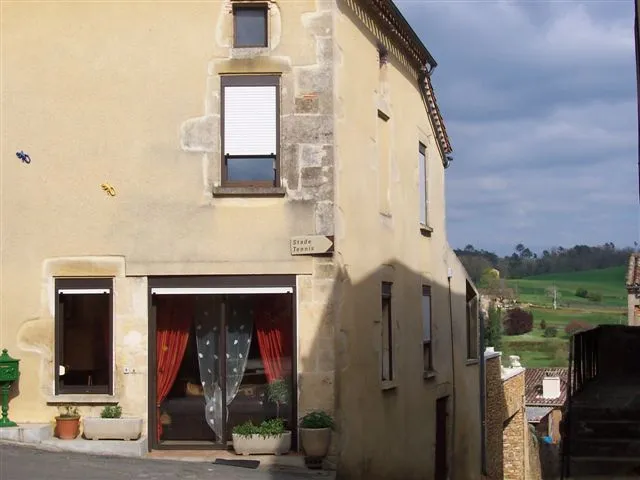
484 350 541 480
2 1 481 478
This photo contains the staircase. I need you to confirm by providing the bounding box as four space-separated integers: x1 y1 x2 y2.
568 406 640 477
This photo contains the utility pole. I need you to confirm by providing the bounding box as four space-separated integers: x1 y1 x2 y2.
553 284 557 310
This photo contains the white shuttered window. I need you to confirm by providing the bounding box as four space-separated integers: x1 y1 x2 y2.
224 85 277 156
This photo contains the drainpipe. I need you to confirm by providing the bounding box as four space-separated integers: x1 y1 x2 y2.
447 268 457 480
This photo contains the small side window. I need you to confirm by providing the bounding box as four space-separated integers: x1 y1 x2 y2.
233 4 268 48
55 278 113 395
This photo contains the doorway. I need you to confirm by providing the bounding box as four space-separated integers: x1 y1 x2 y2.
147 277 297 450
435 396 449 480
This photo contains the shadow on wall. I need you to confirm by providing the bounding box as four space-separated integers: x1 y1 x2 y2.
297 258 481 480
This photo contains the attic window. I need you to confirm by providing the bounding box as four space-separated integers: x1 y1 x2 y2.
377 41 389 67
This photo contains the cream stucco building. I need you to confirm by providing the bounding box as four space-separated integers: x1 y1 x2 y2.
1 1 482 478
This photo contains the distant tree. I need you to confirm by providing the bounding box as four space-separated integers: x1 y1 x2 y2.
587 291 603 303
543 326 558 338
546 286 560 310
480 275 516 304
575 287 589 298
484 303 503 351
540 319 547 330
503 308 534 336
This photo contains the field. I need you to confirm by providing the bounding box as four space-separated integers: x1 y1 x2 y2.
500 266 627 367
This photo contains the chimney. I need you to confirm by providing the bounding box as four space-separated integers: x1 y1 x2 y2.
542 374 561 399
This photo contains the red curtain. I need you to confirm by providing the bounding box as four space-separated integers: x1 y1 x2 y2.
155 296 194 441
255 295 292 383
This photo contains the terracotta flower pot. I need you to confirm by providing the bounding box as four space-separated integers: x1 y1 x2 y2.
55 416 80 440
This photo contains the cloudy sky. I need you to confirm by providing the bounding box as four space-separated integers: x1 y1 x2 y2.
397 0 638 255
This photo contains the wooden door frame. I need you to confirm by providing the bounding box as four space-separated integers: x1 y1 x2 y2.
147 275 298 452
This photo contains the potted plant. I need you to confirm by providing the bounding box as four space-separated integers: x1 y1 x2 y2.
266 378 289 421
83 404 143 441
55 405 80 440
232 418 292 455
300 410 334 467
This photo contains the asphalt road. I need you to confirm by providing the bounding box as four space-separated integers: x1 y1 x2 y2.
0 443 324 480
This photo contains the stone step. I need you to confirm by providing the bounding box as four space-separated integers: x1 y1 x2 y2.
570 438 640 458
571 419 640 439
569 456 640 477
570 407 640 421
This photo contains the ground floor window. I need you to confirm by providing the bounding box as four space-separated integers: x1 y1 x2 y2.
153 291 294 446
55 278 113 395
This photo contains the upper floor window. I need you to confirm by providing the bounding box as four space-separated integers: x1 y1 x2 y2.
55 278 113 395
419 142 429 226
233 4 268 48
381 282 394 382
221 75 279 187
422 285 433 372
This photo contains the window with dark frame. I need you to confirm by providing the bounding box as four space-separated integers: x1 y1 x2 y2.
422 285 433 372
419 142 428 226
55 278 113 395
381 282 393 382
466 281 479 360
233 4 268 48
221 75 279 187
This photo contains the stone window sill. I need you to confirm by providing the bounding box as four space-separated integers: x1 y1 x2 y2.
212 186 286 197
420 224 434 237
466 359 479 366
423 370 436 380
381 380 398 391
47 394 119 405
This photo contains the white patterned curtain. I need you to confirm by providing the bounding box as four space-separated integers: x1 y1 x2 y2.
194 295 253 440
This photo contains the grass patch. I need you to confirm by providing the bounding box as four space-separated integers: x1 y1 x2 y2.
507 266 627 309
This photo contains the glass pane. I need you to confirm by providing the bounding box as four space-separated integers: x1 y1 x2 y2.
235 8 267 47
227 294 294 437
381 297 392 381
60 293 110 388
227 156 275 183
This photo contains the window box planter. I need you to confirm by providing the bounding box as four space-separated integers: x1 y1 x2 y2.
232 431 291 456
83 417 143 441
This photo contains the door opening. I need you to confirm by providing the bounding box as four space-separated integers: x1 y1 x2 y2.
435 396 449 480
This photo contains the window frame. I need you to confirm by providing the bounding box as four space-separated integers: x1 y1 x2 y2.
422 285 433 373
54 277 114 395
381 281 394 382
466 283 479 360
220 75 280 188
418 142 429 228
232 3 269 49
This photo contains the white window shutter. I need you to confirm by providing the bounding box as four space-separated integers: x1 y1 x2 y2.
224 86 277 156
419 148 427 225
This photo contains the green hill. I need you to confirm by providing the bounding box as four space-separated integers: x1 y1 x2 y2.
500 266 627 367
507 265 627 309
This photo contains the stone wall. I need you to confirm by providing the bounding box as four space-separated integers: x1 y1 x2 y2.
484 350 540 480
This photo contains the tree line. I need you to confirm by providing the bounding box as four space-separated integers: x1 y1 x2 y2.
455 242 634 283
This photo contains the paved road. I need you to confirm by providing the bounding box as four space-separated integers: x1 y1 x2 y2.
0 443 325 480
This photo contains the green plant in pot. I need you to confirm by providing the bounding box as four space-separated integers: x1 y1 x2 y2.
299 410 334 467
55 405 80 440
231 418 291 455
266 378 289 421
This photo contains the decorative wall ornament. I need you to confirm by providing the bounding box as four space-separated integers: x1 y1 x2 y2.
16 151 31 164
100 183 116 196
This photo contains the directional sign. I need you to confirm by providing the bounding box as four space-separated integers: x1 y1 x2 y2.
290 235 334 256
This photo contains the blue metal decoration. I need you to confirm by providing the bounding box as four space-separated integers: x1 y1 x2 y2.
16 151 31 164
